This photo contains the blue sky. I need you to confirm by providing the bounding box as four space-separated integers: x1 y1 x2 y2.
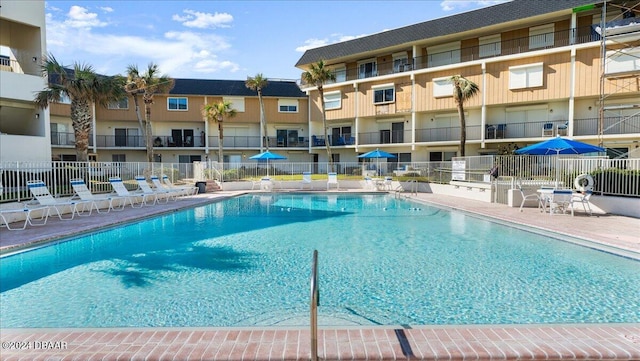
45 1 508 81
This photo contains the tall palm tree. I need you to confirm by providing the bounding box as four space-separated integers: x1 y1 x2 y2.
34 53 123 161
245 74 269 152
450 75 479 157
124 63 174 163
302 60 336 170
203 100 236 163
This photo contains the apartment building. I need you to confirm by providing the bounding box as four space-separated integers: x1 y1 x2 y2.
295 0 640 164
50 79 309 164
0 0 51 162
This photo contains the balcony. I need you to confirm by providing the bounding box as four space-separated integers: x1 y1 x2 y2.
301 26 601 87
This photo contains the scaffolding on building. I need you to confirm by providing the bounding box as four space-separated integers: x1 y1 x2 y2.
598 1 640 154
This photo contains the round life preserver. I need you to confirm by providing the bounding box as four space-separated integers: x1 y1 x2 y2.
574 174 594 192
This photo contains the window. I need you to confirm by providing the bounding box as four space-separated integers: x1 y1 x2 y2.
224 97 245 112
605 49 640 74
433 77 453 98
276 129 300 147
324 91 341 110
168 97 187 110
278 99 298 113
373 83 395 104
479 34 501 58
509 63 543 89
393 52 409 72
506 105 548 123
358 59 377 79
529 24 554 49
114 128 140 147
112 154 126 162
108 98 129 109
428 41 461 67
58 94 71 104
329 65 346 83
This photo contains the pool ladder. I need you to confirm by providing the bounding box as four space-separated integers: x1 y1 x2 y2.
394 179 418 198
310 250 319 361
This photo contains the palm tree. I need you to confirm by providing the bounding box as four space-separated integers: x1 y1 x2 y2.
450 75 479 157
245 74 269 152
34 53 123 161
203 100 236 163
124 63 174 163
302 60 336 170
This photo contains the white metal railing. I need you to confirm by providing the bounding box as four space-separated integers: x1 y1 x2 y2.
1 157 638 203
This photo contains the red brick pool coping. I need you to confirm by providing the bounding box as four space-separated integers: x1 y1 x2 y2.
2 324 639 360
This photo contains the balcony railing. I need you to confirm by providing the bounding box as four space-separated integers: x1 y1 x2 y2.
0 57 41 76
50 116 639 149
302 26 602 87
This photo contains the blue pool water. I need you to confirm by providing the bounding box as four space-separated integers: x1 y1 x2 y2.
1 194 639 328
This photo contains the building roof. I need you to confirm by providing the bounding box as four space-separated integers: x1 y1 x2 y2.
170 78 306 98
295 0 604 67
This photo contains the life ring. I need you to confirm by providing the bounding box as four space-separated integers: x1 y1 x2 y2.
574 174 594 192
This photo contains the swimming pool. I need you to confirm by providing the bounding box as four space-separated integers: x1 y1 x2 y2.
1 193 639 328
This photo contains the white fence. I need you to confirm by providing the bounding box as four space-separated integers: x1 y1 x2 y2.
1 156 638 203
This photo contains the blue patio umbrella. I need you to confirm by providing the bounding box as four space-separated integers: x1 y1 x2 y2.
515 136 605 156
358 148 396 175
249 151 287 177
515 136 604 187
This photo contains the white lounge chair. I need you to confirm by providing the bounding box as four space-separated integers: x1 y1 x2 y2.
108 177 146 208
134 176 166 204
26 180 91 220
149 175 181 200
327 172 339 190
0 206 50 230
70 178 127 213
162 175 198 195
301 172 313 190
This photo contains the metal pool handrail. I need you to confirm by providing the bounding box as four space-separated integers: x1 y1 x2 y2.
310 250 319 361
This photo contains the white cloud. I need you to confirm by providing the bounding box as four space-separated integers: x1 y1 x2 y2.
440 0 510 12
172 9 233 29
296 33 369 52
46 7 239 78
65 5 107 28
296 38 329 52
100 7 114 13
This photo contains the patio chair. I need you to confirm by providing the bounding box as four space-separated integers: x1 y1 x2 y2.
70 178 127 213
362 176 375 190
557 121 568 136
0 206 50 230
549 189 573 216
26 180 91 220
162 175 198 195
259 177 273 191
301 172 313 190
383 176 393 190
542 123 554 137
108 177 146 208
570 190 593 216
149 175 181 200
518 185 542 212
134 176 167 204
327 172 339 190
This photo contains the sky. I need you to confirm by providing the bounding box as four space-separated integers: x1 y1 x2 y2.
43 0 509 81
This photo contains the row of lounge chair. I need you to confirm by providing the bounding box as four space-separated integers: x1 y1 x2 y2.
0 175 198 231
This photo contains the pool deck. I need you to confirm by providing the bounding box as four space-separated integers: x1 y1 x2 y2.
1 190 639 360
